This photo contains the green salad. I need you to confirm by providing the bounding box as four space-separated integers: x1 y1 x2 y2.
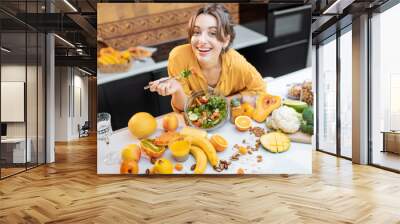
187 94 227 129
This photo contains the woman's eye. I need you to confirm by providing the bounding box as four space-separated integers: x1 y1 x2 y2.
209 32 217 36
193 31 201 35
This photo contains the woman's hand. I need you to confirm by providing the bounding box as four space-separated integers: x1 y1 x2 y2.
149 78 182 96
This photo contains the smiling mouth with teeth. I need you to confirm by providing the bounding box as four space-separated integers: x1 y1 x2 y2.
197 48 212 55
198 48 211 51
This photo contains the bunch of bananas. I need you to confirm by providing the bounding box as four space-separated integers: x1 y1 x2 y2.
98 47 132 65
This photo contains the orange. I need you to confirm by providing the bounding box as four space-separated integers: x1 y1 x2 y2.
235 116 252 132
210 134 228 152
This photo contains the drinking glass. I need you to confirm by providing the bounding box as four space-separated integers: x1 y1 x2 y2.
97 113 116 164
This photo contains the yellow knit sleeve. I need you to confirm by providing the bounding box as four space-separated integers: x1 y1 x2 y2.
167 49 192 96
167 47 193 113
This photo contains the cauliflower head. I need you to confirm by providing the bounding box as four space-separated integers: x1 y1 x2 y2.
266 106 301 133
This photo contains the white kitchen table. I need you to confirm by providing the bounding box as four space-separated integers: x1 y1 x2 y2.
97 68 313 175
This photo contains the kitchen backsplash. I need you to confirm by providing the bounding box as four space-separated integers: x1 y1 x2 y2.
98 3 239 50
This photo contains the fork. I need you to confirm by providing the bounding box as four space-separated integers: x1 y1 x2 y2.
143 77 174 90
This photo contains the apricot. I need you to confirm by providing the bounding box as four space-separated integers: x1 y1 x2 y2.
163 113 179 132
121 144 141 162
120 160 139 174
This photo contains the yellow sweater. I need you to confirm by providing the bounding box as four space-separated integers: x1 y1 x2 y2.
168 44 266 111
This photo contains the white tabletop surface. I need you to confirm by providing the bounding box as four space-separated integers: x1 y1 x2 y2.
98 25 268 85
97 67 313 174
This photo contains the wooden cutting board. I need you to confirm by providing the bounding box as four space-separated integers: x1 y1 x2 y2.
287 132 312 144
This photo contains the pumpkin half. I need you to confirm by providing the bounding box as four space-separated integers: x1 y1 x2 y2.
252 93 281 122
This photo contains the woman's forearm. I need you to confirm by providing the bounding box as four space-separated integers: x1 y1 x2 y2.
171 88 188 112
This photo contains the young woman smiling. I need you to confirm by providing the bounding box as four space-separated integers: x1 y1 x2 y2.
149 3 266 112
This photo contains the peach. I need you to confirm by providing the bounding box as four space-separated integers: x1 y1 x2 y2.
120 160 139 174
163 113 179 132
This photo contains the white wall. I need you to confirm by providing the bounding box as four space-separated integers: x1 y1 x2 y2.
55 66 69 141
1 65 34 137
55 67 89 141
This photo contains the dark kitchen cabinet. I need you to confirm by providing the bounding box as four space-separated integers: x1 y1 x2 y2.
98 68 173 131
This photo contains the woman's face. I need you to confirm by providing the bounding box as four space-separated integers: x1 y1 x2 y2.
190 14 229 65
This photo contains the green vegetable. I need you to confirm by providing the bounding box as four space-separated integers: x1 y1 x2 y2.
141 139 162 152
188 113 199 121
302 107 314 125
300 122 314 135
180 68 192 78
283 99 308 113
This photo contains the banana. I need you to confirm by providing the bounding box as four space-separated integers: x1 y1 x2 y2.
101 54 117 64
121 51 131 60
185 136 218 166
190 146 207 174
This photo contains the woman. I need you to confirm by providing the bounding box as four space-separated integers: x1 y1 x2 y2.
149 3 266 112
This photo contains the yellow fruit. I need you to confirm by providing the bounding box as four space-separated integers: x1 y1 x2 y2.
260 132 291 153
163 113 179 132
184 136 218 166
99 47 115 56
98 57 108 65
120 160 139 174
241 102 255 118
175 163 183 171
253 93 281 123
180 127 207 138
121 51 131 60
102 54 118 64
128 112 157 139
153 158 173 174
239 146 247 155
235 116 252 132
121 144 141 162
209 134 228 152
190 146 207 174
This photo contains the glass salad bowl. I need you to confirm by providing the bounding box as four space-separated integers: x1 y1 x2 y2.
184 90 229 131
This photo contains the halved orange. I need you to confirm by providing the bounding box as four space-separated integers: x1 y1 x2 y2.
235 116 252 132
210 134 228 152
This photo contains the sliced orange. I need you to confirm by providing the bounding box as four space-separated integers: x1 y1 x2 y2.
235 116 252 132
210 134 228 152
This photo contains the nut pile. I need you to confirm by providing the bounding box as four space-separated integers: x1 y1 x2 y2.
249 127 265 137
213 160 231 172
301 81 313 105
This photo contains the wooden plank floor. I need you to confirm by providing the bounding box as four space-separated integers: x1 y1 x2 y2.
1 135 400 224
